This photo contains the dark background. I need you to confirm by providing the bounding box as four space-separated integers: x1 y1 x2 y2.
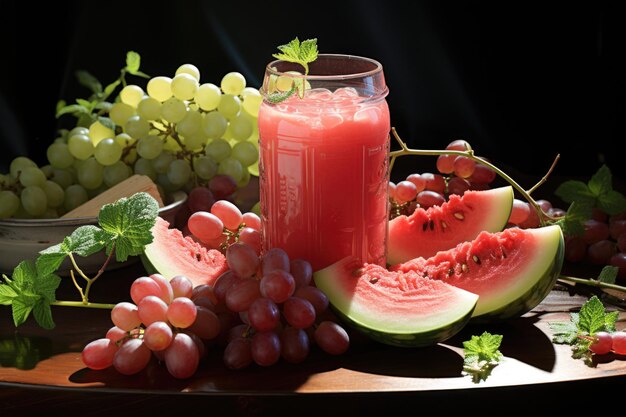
1 1 625 199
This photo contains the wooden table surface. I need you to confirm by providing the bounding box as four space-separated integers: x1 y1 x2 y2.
1 260 625 416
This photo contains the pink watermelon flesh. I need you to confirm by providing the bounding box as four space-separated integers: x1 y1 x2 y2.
142 216 228 287
392 225 564 319
313 257 478 347
387 186 513 265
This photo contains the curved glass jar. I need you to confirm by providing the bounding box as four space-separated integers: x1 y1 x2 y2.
258 54 390 271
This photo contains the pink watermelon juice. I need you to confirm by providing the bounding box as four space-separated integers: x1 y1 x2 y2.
259 82 390 271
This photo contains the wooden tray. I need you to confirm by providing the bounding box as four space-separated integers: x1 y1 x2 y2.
1 261 625 415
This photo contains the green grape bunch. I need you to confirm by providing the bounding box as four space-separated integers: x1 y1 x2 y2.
0 51 261 219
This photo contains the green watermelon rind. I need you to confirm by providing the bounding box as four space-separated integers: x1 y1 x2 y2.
470 225 565 322
387 186 514 265
314 259 479 348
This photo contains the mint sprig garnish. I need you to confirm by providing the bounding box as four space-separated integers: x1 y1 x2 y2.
549 295 618 366
0 192 159 329
462 331 503 383
268 37 318 103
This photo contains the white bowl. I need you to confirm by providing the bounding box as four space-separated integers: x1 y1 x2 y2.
0 191 187 276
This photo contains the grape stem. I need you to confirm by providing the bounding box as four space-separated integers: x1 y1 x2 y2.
67 242 116 305
50 300 116 309
389 127 559 226
558 275 626 294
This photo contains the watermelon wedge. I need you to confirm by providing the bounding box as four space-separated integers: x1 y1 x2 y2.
387 186 513 265
314 257 478 347
392 225 564 321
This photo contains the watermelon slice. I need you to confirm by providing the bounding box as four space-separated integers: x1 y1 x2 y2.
387 186 513 265
314 257 478 347
142 217 228 287
392 225 564 321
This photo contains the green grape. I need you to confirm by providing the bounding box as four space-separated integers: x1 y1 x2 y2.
109 102 136 127
201 111 228 139
123 148 138 165
115 133 135 147
68 126 89 138
9 156 37 178
64 184 88 212
248 159 259 177
221 72 246 95
125 115 151 139
76 157 104 190
205 138 231 162
137 135 163 160
40 164 54 178
217 94 241 119
175 63 200 82
237 166 251 188
89 120 114 146
49 168 74 189
42 180 64 208
0 190 20 218
156 172 178 193
217 157 243 182
21 186 47 216
120 85 145 108
147 76 173 102
86 183 108 199
167 159 192 186
195 83 222 111
171 73 199 101
68 134 95 160
134 157 157 180
161 97 187 123
193 155 217 180
46 142 74 169
94 138 123 166
242 88 262 117
231 141 259 167
229 113 254 141
183 132 207 151
151 151 175 174
19 166 47 187
137 97 162 121
176 109 202 137
103 161 132 187
276 74 295 92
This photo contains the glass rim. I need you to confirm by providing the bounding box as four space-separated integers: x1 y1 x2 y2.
265 53 384 80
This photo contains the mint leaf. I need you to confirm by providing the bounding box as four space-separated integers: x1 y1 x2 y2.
56 104 89 118
554 180 595 205
36 247 67 277
97 116 116 130
597 190 626 216
272 37 318 75
76 70 102 94
578 295 607 334
33 273 60 305
56 100 66 115
605 311 619 332
125 51 141 74
67 225 107 257
588 165 612 197
11 298 32 327
103 79 121 100
0 283 17 305
555 201 592 236
33 301 55 330
94 101 113 112
266 85 297 104
98 192 159 262
549 319 579 344
462 332 503 383
598 265 618 284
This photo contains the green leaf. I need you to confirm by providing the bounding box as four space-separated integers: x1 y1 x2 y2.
33 273 61 304
75 70 103 94
131 70 150 79
578 295 607 334
36 246 67 277
103 79 121 100
56 100 67 114
265 85 297 104
11 297 33 327
33 301 55 330
75 98 96 112
97 116 116 130
64 225 107 257
605 311 619 332
0 284 17 305
125 51 141 74
597 190 626 216
272 37 318 75
94 101 113 112
97 192 159 262
554 180 595 205
56 104 89 118
462 332 503 383
12 261 36 291
555 201 593 236
549 320 579 344
598 265 618 284
588 165 612 197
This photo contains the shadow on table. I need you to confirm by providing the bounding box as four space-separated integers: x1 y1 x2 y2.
0 333 56 370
